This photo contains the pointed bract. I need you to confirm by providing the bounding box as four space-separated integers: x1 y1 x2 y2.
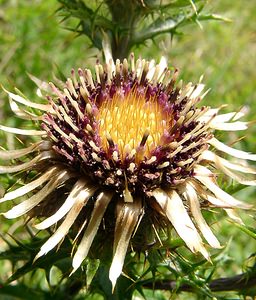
109 199 142 290
153 188 209 259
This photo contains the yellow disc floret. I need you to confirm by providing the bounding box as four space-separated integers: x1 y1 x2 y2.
97 89 170 160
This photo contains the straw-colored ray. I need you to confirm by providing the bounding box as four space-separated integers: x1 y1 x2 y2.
35 184 97 260
182 181 221 248
3 171 71 218
109 199 142 290
72 190 114 273
153 188 209 259
194 165 253 209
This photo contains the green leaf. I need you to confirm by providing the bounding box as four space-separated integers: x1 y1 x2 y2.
198 13 232 22
0 283 50 300
132 15 185 45
85 258 100 288
57 0 228 60
230 221 256 239
8 249 72 283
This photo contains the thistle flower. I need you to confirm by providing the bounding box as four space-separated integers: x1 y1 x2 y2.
0 55 255 289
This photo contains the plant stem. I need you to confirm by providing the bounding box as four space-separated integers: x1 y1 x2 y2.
142 270 256 294
105 0 140 60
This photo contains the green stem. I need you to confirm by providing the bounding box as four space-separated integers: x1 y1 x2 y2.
142 270 256 294
105 0 140 60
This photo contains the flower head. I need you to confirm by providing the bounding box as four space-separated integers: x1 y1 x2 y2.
0 55 254 288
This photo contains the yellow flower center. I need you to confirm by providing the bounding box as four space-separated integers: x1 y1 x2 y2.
97 90 170 159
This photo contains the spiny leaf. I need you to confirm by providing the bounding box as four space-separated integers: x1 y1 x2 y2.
230 221 256 239
145 0 203 10
0 283 49 300
57 0 227 59
131 15 185 45
86 258 100 288
198 13 232 22
7 250 71 283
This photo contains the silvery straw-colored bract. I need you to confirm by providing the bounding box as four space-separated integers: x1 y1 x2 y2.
0 54 255 289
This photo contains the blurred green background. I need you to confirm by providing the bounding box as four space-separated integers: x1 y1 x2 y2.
0 0 255 299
